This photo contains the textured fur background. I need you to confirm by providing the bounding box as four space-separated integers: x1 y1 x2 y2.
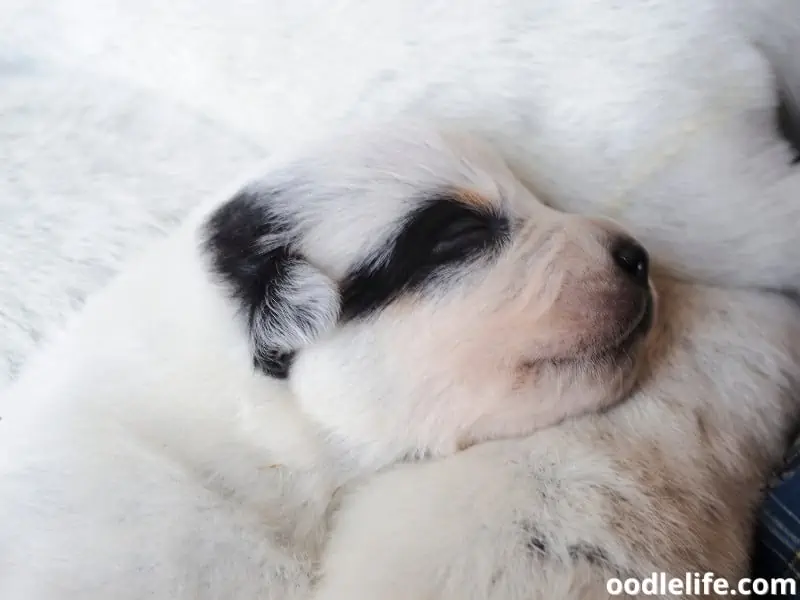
1 0 798 387
0 2 269 385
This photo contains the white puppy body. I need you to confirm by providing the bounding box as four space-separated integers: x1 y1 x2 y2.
0 223 329 599
314 280 800 600
0 124 655 599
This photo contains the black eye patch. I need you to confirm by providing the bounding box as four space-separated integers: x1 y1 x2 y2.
429 207 503 261
340 192 509 321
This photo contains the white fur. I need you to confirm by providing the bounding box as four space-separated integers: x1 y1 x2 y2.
313 280 800 600
0 124 655 599
1 1 800 598
2 0 800 383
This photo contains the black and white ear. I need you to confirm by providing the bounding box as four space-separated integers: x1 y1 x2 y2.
204 188 341 379
248 255 340 378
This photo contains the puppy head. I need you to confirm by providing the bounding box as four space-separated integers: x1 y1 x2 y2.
203 123 655 464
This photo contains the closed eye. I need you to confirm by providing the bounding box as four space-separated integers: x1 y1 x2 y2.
340 191 509 321
430 210 503 262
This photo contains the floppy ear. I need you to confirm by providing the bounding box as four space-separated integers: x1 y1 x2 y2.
204 188 340 378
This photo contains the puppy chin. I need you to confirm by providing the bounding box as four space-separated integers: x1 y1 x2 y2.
603 286 655 360
593 287 658 405
559 287 657 416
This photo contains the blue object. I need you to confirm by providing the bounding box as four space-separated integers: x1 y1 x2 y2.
752 439 800 598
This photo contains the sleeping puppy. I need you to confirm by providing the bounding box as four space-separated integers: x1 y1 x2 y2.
0 122 654 600
311 279 800 598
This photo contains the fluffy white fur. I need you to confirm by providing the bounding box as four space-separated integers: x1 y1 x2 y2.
1 0 800 384
1 1 800 599
313 279 800 599
0 124 655 599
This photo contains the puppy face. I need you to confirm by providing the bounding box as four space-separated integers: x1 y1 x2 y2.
204 123 654 462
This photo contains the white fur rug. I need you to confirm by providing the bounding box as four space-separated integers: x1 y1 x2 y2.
0 1 271 385
1 0 798 388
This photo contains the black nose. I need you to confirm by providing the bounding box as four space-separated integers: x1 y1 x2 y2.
611 237 649 286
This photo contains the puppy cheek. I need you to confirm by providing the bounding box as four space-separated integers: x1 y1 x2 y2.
288 334 391 434
288 341 353 402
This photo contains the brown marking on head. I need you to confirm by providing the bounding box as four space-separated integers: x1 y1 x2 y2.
455 187 493 211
